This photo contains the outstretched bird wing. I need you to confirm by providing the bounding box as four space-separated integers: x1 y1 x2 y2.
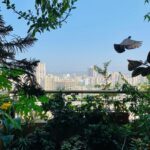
120 39 142 49
114 37 142 53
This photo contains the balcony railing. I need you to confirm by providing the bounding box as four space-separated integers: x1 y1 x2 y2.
45 90 149 94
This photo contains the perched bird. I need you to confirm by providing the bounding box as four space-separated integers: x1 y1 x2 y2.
114 36 142 53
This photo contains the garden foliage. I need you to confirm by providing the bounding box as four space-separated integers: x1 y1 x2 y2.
6 81 150 150
0 14 48 149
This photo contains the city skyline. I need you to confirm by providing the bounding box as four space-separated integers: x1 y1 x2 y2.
35 62 147 91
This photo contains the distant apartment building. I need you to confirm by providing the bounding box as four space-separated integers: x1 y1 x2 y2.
35 63 46 89
110 72 120 85
44 75 55 90
35 63 148 90
43 74 80 90
131 75 147 86
55 79 78 90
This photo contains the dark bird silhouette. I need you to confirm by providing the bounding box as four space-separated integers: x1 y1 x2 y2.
114 36 142 53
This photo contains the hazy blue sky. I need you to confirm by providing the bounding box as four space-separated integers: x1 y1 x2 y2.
1 0 150 74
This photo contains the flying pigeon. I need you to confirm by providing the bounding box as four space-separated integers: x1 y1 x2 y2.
114 36 142 53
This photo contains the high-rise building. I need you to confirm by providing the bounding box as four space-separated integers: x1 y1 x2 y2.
35 63 46 88
44 75 55 90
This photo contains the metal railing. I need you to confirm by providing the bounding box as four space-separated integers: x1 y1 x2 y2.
45 90 149 94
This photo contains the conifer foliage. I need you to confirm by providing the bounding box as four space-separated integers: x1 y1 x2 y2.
0 14 43 97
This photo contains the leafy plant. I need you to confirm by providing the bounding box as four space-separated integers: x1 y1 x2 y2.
0 110 21 149
39 92 131 149
2 0 78 35
0 14 50 149
61 135 86 150
94 61 112 90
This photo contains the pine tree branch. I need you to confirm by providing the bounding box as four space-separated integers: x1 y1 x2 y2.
0 25 13 36
2 35 37 52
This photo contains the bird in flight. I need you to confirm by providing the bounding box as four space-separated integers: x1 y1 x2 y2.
114 36 142 53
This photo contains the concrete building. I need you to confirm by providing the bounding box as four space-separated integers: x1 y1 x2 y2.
44 75 55 90
35 63 46 89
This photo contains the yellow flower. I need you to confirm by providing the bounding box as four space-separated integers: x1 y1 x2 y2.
0 102 11 110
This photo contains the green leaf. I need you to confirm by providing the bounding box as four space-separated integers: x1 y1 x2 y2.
0 135 14 147
53 0 58 5
94 65 104 74
4 113 21 130
145 0 150 3
36 0 41 5
2 0 78 35
39 95 49 103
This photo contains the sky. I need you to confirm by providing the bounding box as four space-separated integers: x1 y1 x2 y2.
1 0 150 74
